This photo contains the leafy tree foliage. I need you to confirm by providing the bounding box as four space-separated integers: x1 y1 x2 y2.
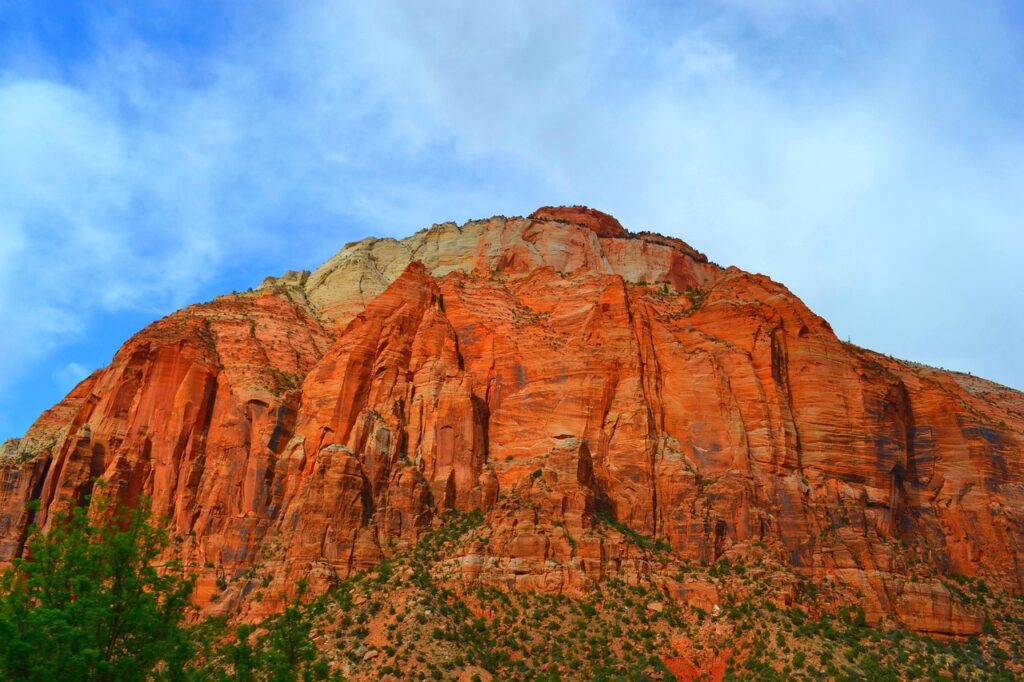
0 486 194 682
258 581 322 682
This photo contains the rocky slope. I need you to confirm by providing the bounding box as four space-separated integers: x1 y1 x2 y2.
223 509 1022 681
2 205 1022 646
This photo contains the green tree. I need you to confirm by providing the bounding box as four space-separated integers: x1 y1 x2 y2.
259 580 320 681
0 485 195 681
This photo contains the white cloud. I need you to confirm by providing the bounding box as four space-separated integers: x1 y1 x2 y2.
0 0 1022 436
53 362 90 392
327 1 1023 387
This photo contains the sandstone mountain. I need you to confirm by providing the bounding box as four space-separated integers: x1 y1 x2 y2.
2 206 1022 676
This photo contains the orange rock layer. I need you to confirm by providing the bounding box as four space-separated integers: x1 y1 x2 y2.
2 208 1022 635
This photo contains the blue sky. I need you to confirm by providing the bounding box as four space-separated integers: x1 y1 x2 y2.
1 1 1022 439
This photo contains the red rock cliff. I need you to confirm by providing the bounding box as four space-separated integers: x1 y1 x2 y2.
2 208 1022 632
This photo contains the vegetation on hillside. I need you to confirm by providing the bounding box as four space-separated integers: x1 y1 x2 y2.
1 493 1023 680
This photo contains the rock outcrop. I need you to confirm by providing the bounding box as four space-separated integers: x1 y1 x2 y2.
2 207 1022 636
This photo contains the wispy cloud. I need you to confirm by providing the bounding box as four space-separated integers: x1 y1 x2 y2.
0 0 1022 436
52 361 90 392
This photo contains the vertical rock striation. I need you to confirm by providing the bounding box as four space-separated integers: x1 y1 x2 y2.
2 207 1021 635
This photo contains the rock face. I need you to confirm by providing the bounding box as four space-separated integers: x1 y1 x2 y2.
2 207 1022 634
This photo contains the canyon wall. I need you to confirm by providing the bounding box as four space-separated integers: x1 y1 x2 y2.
2 206 1021 634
